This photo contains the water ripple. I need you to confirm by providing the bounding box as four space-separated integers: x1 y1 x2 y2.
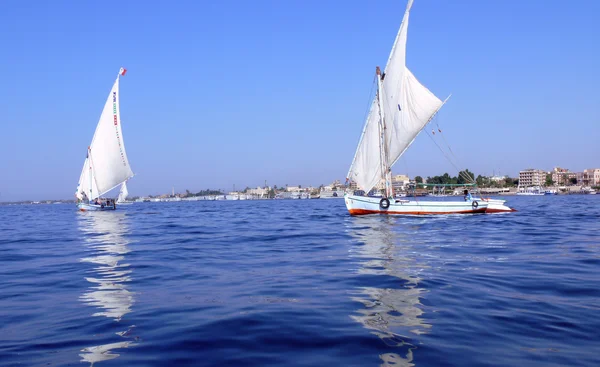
1 196 600 366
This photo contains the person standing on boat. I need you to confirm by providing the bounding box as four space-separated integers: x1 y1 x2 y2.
463 189 472 202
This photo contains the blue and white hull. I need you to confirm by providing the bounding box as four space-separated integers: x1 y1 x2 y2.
345 194 488 215
77 203 116 211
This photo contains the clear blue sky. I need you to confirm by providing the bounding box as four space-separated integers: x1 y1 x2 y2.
1 0 598 201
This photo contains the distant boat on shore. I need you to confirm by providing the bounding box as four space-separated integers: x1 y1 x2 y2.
517 186 544 196
319 190 344 199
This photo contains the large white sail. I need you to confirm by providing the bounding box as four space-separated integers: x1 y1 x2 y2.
385 67 443 167
347 0 444 194
76 72 133 200
117 182 129 203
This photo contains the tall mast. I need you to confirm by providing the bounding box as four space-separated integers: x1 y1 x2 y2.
375 67 393 198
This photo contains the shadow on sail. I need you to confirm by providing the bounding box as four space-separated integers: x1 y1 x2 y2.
77 211 136 365
347 216 430 367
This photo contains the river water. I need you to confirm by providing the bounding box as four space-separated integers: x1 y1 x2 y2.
1 196 599 366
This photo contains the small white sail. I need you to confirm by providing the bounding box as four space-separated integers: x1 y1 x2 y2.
76 72 133 201
76 157 99 200
347 101 384 193
347 0 444 194
117 182 129 203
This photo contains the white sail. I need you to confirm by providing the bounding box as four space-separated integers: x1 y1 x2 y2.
117 182 129 203
76 157 99 200
347 0 444 194
381 0 443 166
76 73 133 200
347 101 384 193
385 67 443 167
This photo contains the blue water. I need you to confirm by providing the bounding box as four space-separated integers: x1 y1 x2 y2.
1 196 600 366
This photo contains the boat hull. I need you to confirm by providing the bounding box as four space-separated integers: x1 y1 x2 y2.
345 194 487 215
77 203 116 211
472 197 516 213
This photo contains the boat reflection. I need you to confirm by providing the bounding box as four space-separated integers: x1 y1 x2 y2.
347 216 430 367
77 211 136 365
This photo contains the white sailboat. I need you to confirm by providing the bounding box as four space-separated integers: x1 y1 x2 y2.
116 181 134 205
76 68 134 211
345 0 490 215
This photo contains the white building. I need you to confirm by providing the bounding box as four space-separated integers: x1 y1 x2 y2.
519 169 545 187
248 187 269 196
392 174 410 190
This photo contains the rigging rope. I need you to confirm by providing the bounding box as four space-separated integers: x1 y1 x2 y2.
427 116 492 198
435 120 463 170
425 124 475 185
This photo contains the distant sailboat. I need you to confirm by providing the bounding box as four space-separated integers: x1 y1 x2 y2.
76 68 134 211
116 181 133 205
345 0 499 215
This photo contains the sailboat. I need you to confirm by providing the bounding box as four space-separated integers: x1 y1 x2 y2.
116 181 134 205
75 68 134 211
345 0 488 215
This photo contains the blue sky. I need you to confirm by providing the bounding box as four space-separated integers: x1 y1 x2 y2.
1 0 598 201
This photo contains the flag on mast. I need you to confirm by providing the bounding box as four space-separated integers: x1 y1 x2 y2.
119 67 127 76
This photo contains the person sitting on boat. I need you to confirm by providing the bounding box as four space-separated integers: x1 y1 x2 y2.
463 189 472 202
81 191 88 203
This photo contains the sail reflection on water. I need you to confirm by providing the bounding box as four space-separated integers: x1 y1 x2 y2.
77 211 136 365
347 216 430 367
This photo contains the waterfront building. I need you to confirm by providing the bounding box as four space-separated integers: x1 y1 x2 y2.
583 169 600 186
551 167 569 186
392 174 410 191
248 187 269 196
519 169 545 187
